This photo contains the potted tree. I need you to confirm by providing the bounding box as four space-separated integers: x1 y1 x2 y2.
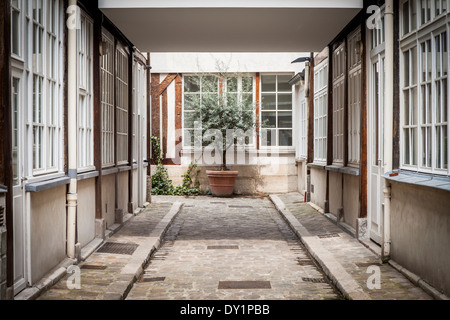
196 74 257 197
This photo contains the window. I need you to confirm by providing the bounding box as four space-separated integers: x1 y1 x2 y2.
183 75 219 147
30 0 63 175
332 43 346 164
313 60 328 163
402 0 418 36
260 75 293 147
116 44 129 165
101 29 115 167
299 97 307 158
77 12 93 170
400 4 449 175
11 0 22 57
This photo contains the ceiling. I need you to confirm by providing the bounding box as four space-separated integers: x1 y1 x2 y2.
98 1 363 52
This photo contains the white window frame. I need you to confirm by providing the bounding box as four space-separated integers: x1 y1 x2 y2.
347 27 363 167
298 90 307 159
116 43 130 166
332 43 346 165
400 6 449 176
24 0 64 179
101 28 115 168
313 59 328 164
260 73 294 150
11 0 24 59
77 11 94 172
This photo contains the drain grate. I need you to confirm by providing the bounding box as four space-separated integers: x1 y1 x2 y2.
218 281 271 289
228 205 253 209
96 242 139 255
302 277 327 283
356 262 382 268
139 276 166 283
81 264 107 270
296 258 315 266
207 245 239 250
317 233 341 239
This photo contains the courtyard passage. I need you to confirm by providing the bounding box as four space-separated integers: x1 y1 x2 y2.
35 194 431 301
126 196 341 300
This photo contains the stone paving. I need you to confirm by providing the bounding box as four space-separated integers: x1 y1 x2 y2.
37 202 173 300
35 193 433 301
274 193 433 300
126 196 342 300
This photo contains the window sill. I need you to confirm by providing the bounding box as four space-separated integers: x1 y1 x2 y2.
0 185 7 194
25 176 71 193
118 165 132 172
77 171 99 181
102 167 119 176
307 162 327 170
385 170 450 192
325 164 360 176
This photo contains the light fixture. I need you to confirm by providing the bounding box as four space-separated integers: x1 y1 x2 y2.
291 57 311 64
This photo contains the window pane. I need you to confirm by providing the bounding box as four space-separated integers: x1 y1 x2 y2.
279 130 292 147
226 77 238 92
261 75 276 92
242 77 253 92
278 94 292 110
261 93 276 110
184 94 199 111
12 9 20 55
261 112 276 128
184 111 199 129
278 75 292 92
202 76 218 93
278 112 292 128
184 76 200 93
261 129 276 147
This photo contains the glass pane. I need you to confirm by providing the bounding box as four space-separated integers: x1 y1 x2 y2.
404 129 410 164
184 94 199 111
202 76 218 93
12 78 19 185
242 77 253 92
261 75 276 92
261 129 276 147
184 76 200 93
184 129 194 147
242 93 253 109
278 94 292 110
403 1 410 35
278 75 292 92
226 93 238 107
279 130 292 146
226 77 238 92
278 112 292 128
261 93 276 110
12 9 20 55
261 112 276 128
436 126 441 168
404 50 410 86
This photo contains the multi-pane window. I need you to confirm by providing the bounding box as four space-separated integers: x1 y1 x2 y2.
402 46 419 166
348 27 362 166
11 0 22 57
299 97 307 158
30 0 63 174
260 75 293 147
401 2 449 175
402 0 418 36
313 60 328 163
116 45 129 165
77 12 94 170
183 75 219 147
332 43 346 164
101 29 115 167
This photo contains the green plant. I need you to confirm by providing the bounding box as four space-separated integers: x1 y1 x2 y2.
151 136 200 196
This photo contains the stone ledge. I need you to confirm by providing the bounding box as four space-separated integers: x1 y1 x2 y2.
25 176 71 193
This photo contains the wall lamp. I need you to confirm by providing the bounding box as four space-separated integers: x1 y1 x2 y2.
291 57 311 64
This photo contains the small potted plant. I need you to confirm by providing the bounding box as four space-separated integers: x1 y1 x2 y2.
196 74 257 197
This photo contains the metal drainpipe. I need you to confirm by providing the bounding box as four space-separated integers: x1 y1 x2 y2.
67 0 78 260
382 0 394 262
304 60 311 202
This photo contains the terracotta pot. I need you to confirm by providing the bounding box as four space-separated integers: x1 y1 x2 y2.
206 170 239 197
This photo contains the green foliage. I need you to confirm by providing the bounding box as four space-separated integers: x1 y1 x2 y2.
151 136 201 196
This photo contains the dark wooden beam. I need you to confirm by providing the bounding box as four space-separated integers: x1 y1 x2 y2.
161 90 168 158
360 21 368 219
174 75 183 164
256 73 260 150
93 8 102 220
146 53 151 176
343 37 349 167
128 47 134 212
1 0 13 290
151 74 161 141
393 0 400 170
307 53 315 164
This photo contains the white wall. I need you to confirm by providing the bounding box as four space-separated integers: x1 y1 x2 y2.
150 53 306 74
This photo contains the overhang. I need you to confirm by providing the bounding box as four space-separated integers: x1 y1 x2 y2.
98 0 363 52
